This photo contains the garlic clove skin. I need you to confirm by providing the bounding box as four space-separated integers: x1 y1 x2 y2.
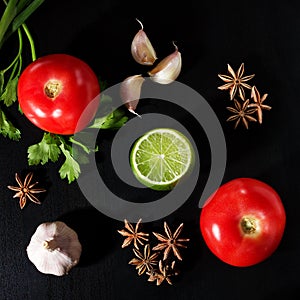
148 41 182 84
26 221 82 276
120 74 145 116
131 18 157 66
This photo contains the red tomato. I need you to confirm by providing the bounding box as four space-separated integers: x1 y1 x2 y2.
200 178 286 267
17 54 100 135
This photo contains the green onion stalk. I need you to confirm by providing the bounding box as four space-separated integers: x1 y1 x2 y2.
0 0 44 140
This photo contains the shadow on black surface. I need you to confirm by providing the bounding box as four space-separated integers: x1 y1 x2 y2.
263 288 300 300
58 207 117 267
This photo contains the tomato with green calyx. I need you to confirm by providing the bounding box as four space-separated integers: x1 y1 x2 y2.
17 54 100 135
200 178 286 267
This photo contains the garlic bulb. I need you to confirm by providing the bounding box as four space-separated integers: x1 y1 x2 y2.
120 74 145 116
131 18 157 65
148 41 182 84
26 221 82 276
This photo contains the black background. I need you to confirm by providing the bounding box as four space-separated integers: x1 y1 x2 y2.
0 0 299 299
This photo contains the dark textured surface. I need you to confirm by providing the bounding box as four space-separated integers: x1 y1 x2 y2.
0 0 299 299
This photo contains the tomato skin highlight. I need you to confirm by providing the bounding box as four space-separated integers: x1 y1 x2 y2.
200 178 286 267
17 54 100 135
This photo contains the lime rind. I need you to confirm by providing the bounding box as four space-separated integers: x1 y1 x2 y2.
130 128 195 191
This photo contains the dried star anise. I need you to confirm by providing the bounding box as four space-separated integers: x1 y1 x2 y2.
118 219 189 286
7 172 46 209
117 218 149 249
152 222 190 261
248 85 271 124
147 260 179 286
218 63 272 129
226 99 257 129
129 244 159 275
218 63 255 100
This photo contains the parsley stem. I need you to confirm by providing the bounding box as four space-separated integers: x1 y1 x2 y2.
21 23 36 61
2 27 23 73
17 54 23 76
7 54 19 82
69 136 91 154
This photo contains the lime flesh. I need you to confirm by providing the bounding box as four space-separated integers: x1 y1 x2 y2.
130 128 194 190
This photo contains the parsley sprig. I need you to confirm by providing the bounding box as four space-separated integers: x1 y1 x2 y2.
0 0 45 140
27 94 128 183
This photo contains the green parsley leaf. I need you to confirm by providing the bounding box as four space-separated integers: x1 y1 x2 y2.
100 108 128 129
27 132 61 165
0 108 20 140
89 94 128 130
59 143 81 184
0 76 18 106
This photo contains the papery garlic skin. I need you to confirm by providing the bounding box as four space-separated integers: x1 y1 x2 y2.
120 74 145 115
131 19 157 65
26 221 82 276
148 42 182 84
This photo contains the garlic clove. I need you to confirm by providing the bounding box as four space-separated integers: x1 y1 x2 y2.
120 74 145 116
131 18 157 65
148 41 182 84
26 221 82 276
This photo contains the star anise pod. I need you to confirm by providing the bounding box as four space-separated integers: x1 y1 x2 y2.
129 244 159 275
218 63 255 100
7 172 46 209
152 222 190 261
226 99 257 129
117 218 149 249
147 260 179 286
247 85 271 124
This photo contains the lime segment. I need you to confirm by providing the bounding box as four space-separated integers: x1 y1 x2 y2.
130 128 194 190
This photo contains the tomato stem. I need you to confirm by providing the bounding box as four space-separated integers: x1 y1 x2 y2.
44 80 61 99
241 216 257 234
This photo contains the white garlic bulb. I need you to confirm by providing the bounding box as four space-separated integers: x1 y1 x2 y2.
26 221 82 276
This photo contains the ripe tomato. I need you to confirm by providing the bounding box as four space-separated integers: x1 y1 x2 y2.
200 178 286 267
17 54 100 135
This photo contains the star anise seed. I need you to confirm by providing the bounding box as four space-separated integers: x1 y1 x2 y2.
117 218 149 249
226 99 257 129
129 244 159 275
218 63 255 100
152 222 190 261
248 85 271 124
7 172 46 209
147 260 178 286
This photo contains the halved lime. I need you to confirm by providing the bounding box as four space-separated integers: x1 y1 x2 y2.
130 128 195 191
